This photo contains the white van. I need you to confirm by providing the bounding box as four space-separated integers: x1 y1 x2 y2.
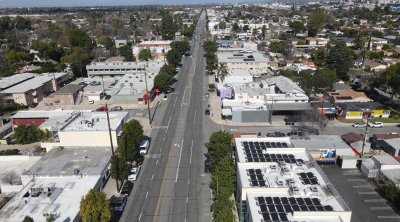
139 140 150 155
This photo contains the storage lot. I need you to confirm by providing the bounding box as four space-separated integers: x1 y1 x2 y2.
320 165 400 222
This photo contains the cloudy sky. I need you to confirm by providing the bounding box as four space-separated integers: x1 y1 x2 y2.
1 0 244 8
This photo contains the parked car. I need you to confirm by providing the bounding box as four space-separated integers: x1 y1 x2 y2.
325 113 335 121
90 81 100 86
205 93 209 98
89 99 94 104
96 106 107 111
105 95 111 100
108 83 116 88
266 133 274 137
78 82 87 87
135 154 144 165
111 106 122 111
253 74 261 78
165 88 172 93
205 109 210 115
352 122 366 128
369 122 384 128
114 195 127 212
163 95 168 101
287 132 298 136
120 181 133 196
128 165 141 181
139 139 150 155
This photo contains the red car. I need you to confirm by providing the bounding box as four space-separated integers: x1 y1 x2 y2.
96 107 107 111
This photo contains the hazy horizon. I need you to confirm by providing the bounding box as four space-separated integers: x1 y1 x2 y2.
0 0 253 8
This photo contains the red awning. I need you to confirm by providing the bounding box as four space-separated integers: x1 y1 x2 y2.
138 98 143 101
143 89 156 100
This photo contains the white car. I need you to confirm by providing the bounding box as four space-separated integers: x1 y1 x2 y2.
128 165 141 181
163 95 168 101
352 122 366 128
88 99 94 104
369 122 384 128
253 74 261 78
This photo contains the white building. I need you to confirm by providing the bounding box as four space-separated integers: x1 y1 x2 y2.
234 135 352 222
217 52 270 76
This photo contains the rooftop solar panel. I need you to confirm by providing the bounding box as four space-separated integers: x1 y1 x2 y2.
306 172 315 178
247 158 253 162
271 158 278 162
324 206 334 211
276 154 282 158
250 180 258 186
288 154 294 158
310 178 319 185
249 142 254 146
292 205 300 211
256 175 264 181
273 197 281 204
260 204 268 212
308 206 316 211
305 198 313 205
250 175 256 181
254 158 260 162
316 206 325 211
276 204 284 213
297 159 304 163
270 154 276 158
260 157 266 162
266 158 272 162
312 198 321 206
281 197 289 205
279 212 288 221
282 143 288 147
302 179 311 185
284 205 292 212
266 197 273 204
262 212 270 221
290 158 297 163
258 180 266 187
268 204 276 212
282 154 288 158
257 197 266 205
255 169 262 174
246 154 252 158
288 197 296 205
300 205 308 211
299 173 307 179
254 142 259 146
296 198 305 205
270 212 279 221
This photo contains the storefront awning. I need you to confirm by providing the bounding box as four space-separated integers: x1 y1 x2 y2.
222 109 232 116
143 89 156 100
138 98 143 101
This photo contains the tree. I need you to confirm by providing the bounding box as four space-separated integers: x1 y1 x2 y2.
159 64 176 77
110 155 129 181
79 189 111 222
300 108 329 135
289 21 305 36
232 23 239 32
297 41 305 45
269 41 287 53
166 50 182 66
203 40 218 55
69 29 91 49
310 47 327 66
326 40 353 81
154 73 173 90
161 14 175 40
14 124 48 144
307 13 325 36
382 185 400 203
104 37 114 50
216 62 229 82
118 119 143 162
218 21 226 29
170 41 190 53
5 50 28 65
138 49 152 61
381 63 400 97
0 170 20 185
243 25 249 31
22 216 34 222
43 213 54 222
118 44 134 61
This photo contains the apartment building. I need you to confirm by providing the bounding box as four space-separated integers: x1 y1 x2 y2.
217 52 270 76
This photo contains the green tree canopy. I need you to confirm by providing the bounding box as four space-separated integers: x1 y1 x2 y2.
110 155 129 181
382 185 400 203
218 21 226 29
166 49 182 66
22 216 34 222
138 49 152 61
15 16 32 30
310 47 327 66
203 40 218 55
118 119 143 162
104 37 114 50
159 64 176 77
118 44 135 61
170 41 190 53
14 124 49 145
381 63 400 96
269 41 287 53
289 21 305 36
161 14 175 40
79 189 111 222
232 23 239 32
69 29 92 49
307 13 325 36
326 40 352 81
154 73 173 90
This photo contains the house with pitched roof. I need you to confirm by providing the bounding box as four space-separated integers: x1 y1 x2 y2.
336 102 390 119
328 90 373 103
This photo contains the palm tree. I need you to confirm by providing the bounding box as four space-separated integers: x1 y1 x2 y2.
217 62 229 82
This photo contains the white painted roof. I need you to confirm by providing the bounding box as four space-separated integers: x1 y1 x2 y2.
0 73 68 94
60 111 128 132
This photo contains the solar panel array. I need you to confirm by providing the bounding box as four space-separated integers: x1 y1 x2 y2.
247 169 267 187
298 172 319 185
256 196 334 222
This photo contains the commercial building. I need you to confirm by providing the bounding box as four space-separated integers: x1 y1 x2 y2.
132 40 172 60
86 60 164 80
0 146 111 222
361 155 400 187
233 135 352 222
0 73 69 106
217 52 270 76
336 102 390 119
222 100 270 123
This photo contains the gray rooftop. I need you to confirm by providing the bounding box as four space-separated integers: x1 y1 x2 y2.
261 76 305 94
28 147 111 176
60 111 128 132
0 73 68 94
217 52 269 63
334 82 352 92
114 73 154 96
373 155 400 165
0 73 36 90
53 84 82 94
292 135 354 155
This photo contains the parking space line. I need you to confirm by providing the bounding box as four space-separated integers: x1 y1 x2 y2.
378 216 400 218
365 199 386 202
348 179 366 181
353 185 370 187
372 207 392 210
359 192 378 194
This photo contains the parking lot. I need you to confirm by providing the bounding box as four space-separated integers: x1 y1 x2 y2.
320 165 400 222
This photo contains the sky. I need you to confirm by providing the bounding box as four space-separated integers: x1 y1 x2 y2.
1 0 246 8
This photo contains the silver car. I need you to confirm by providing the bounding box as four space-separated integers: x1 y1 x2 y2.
352 122 366 128
114 195 127 212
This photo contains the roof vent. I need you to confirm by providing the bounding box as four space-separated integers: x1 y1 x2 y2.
58 146 64 151
74 169 80 175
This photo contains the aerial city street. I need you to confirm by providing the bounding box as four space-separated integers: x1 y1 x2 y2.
0 2 400 222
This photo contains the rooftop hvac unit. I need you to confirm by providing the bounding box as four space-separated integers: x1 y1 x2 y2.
279 161 286 167
276 180 285 187
287 178 295 185
58 146 63 151
291 185 300 195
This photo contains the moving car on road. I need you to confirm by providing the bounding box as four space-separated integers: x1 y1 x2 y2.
369 122 384 128
111 106 122 111
352 122 367 128
96 106 107 111
205 109 210 115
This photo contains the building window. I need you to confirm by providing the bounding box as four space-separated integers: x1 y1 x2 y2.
359 112 362 116
256 63 259 65
257 96 259 99
256 68 260 70
295 100 298 102
250 63 253 65
347 112 350 116
249 96 253 98
250 68 253 70
302 100 305 102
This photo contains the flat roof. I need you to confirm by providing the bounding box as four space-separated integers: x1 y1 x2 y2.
0 156 41 187
372 155 400 165
272 103 312 111
28 147 111 176
217 52 269 63
114 74 154 96
0 73 68 94
223 100 268 111
86 60 164 71
60 111 128 132
0 176 99 222
292 135 355 155
0 73 36 90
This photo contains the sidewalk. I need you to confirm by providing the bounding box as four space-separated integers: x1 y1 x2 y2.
207 75 272 127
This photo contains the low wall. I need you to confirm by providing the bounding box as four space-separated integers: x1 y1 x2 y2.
0 156 41 161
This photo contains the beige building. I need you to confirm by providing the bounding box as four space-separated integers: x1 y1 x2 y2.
41 111 129 151
217 52 270 76
328 90 373 103
43 84 83 106
0 73 69 106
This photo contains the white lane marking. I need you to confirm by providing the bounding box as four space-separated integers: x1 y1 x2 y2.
151 174 154 180
188 179 190 184
146 191 148 198
190 140 193 164
194 110 196 125
175 139 184 182
163 137 165 141
181 86 187 108
156 159 158 165
166 116 172 133
174 94 178 107
186 196 188 203
160 147 162 153
139 213 142 221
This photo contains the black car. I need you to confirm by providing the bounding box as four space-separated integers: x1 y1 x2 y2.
136 154 144 165
205 109 210 115
120 181 133 196
105 95 112 100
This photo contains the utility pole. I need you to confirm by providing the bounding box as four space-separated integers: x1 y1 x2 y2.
144 65 152 125
106 103 119 193
52 73 57 91
361 118 371 158
319 87 329 115
163 45 167 73
269 97 274 125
